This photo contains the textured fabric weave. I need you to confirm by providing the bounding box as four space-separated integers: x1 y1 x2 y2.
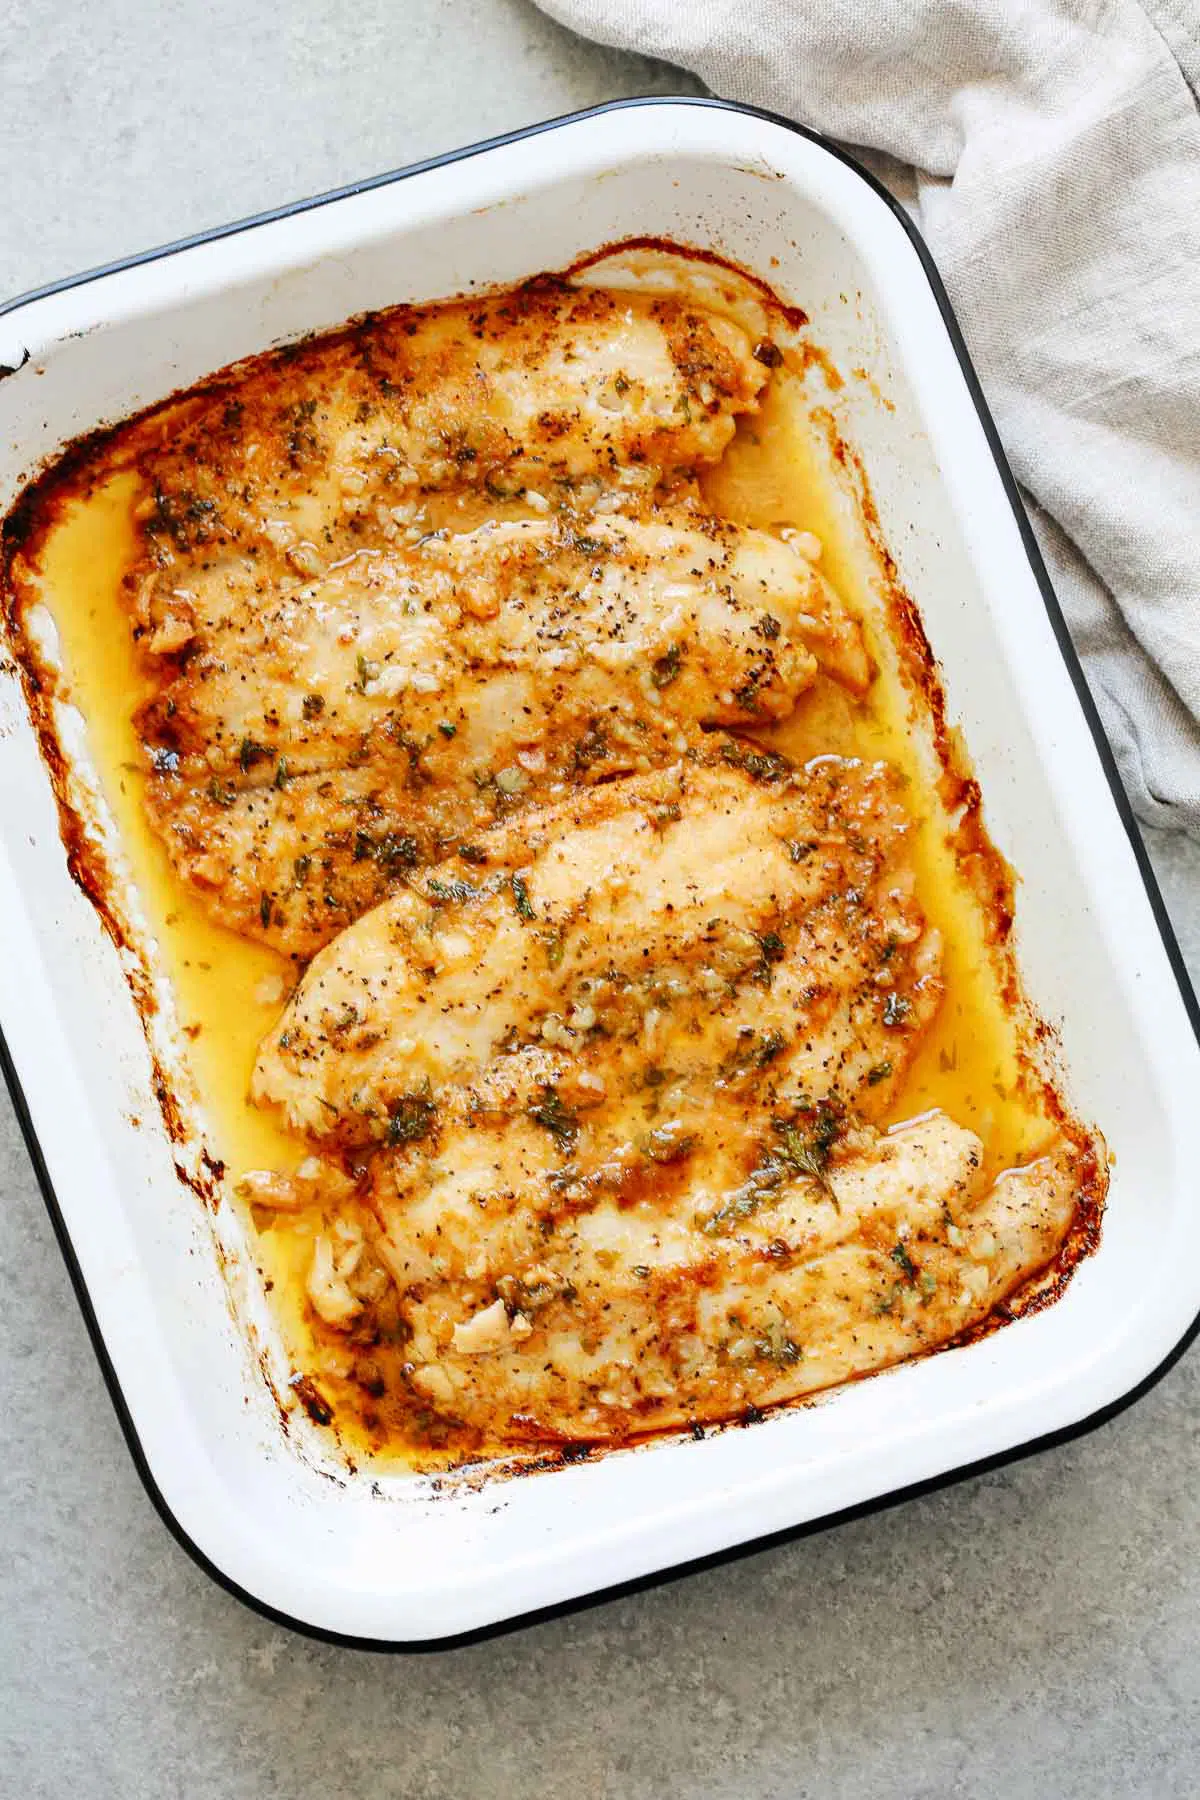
536 0 1200 832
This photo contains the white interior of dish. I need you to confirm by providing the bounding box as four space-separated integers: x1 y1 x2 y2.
1 101 1196 1642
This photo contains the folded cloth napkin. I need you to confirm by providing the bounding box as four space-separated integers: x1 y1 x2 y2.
536 0 1200 834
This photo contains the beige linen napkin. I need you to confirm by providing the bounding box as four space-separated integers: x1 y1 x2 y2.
536 0 1200 833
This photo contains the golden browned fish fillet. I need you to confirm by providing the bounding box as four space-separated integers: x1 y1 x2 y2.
250 758 942 1143
368 1111 1080 1441
123 281 770 649
139 513 867 958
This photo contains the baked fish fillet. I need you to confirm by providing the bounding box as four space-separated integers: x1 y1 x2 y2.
369 1109 1081 1441
124 281 769 647
251 757 941 1141
140 513 867 957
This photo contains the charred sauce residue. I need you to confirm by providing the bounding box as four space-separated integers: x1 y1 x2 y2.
0 235 1107 1480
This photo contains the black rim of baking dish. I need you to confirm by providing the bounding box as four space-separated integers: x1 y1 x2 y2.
2 94 1198 1653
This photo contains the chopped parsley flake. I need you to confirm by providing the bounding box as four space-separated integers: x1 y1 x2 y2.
891 1241 918 1283
427 876 480 904
386 1083 437 1146
354 830 420 872
511 873 535 921
527 1084 579 1151
239 737 270 773
651 645 683 689
775 1101 844 1200
718 738 791 784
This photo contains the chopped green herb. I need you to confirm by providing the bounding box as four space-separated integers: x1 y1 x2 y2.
701 1162 785 1236
542 931 565 971
527 1084 579 1151
883 992 912 1027
756 1029 786 1067
648 802 682 833
292 854 311 887
891 1241 919 1283
239 737 270 773
718 738 791 784
302 692 325 720
437 720 457 738
511 873 535 921
427 876 480 904
458 843 488 866
378 833 420 872
651 644 683 689
573 724 609 770
866 1060 893 1086
355 653 379 693
273 756 290 790
259 890 272 929
787 840 817 863
775 1101 844 1200
386 1082 438 1146
777 1125 832 1192
354 830 420 873
207 778 236 808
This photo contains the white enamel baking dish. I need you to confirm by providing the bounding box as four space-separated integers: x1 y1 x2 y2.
2 98 1198 1647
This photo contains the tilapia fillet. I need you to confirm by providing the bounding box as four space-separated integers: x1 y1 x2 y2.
140 512 867 958
124 280 769 648
251 759 941 1142
370 1111 1081 1441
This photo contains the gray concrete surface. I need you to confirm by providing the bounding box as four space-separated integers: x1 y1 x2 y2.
2 4 1198 1795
